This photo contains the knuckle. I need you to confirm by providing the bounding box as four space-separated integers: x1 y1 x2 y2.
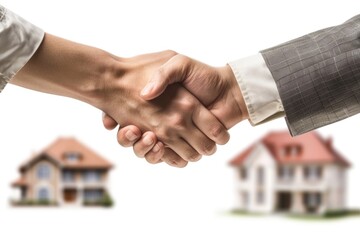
134 148 146 158
211 124 226 139
117 135 129 147
185 151 202 162
181 96 196 110
167 159 188 168
163 49 178 57
169 114 187 128
145 154 161 164
202 141 216 155
155 127 172 141
176 54 189 65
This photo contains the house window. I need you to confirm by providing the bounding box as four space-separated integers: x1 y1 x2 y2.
84 189 102 202
304 192 321 208
64 152 81 162
257 167 265 185
37 164 51 180
281 145 302 157
242 191 249 208
38 187 49 201
278 166 294 182
83 170 101 182
239 167 247 180
63 170 75 182
257 190 265 205
304 166 322 181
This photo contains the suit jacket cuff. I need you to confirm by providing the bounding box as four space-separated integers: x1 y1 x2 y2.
0 5 44 92
228 54 284 126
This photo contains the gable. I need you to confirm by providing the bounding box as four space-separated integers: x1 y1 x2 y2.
230 131 350 168
20 153 60 173
241 143 276 168
19 137 113 172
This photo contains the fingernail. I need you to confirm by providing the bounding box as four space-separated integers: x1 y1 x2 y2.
125 130 138 141
143 134 154 146
152 143 160 153
140 82 155 96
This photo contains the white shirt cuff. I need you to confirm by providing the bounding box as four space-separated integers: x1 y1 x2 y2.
0 6 44 92
228 53 284 125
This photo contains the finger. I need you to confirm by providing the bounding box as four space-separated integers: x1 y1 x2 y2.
181 126 217 156
144 141 165 164
133 131 157 158
140 54 187 100
117 126 142 147
161 147 188 168
167 138 202 162
102 112 118 130
192 105 230 145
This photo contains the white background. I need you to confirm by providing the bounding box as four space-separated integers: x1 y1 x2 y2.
0 0 359 239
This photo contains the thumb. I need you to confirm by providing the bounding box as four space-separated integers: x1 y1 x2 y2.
140 54 187 100
102 112 118 130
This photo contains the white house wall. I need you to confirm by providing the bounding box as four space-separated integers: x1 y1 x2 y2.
30 159 59 202
324 165 347 211
237 143 276 213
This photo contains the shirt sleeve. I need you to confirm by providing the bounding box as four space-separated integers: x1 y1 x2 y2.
228 53 285 125
0 5 44 92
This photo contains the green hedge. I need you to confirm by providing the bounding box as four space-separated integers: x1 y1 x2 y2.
83 192 114 207
11 199 57 206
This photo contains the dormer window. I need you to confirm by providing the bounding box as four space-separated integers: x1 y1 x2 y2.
64 152 81 162
281 145 302 157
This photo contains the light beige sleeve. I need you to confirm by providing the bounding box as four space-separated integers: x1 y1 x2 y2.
0 5 44 92
228 54 284 125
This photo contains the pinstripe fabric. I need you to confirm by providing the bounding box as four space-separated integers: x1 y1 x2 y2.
261 15 360 136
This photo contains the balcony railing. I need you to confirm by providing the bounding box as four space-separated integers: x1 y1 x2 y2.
61 179 107 189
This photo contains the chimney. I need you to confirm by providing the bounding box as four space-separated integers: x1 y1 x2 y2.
325 137 333 148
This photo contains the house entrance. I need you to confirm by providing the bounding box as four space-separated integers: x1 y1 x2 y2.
303 192 322 213
276 192 292 211
63 189 77 203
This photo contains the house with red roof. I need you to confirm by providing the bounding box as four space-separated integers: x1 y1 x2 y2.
11 137 113 207
230 131 350 214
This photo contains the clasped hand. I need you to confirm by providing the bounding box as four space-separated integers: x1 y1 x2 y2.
102 51 248 167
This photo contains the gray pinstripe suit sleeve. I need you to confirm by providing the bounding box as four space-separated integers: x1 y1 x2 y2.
261 15 360 136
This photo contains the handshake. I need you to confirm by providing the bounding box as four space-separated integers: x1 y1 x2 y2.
13 34 252 169
7 8 359 169
100 51 249 167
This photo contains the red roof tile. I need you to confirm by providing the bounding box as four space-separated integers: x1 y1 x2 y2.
20 137 113 171
12 177 27 187
230 131 350 167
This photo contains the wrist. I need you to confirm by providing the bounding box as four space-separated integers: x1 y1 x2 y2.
80 52 125 110
220 65 249 123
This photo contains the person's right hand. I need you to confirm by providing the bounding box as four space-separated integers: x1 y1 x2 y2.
98 51 230 167
103 54 249 165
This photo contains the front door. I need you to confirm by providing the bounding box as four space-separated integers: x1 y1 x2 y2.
276 192 292 211
303 192 322 213
63 189 77 203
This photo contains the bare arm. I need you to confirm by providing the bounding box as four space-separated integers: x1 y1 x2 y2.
12 33 115 108
12 34 229 166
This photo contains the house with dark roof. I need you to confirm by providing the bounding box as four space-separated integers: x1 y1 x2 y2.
12 137 113 207
230 131 350 214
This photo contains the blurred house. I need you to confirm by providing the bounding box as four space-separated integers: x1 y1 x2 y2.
230 131 350 215
12 137 113 206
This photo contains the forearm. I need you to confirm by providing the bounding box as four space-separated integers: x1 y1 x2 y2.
11 33 118 109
